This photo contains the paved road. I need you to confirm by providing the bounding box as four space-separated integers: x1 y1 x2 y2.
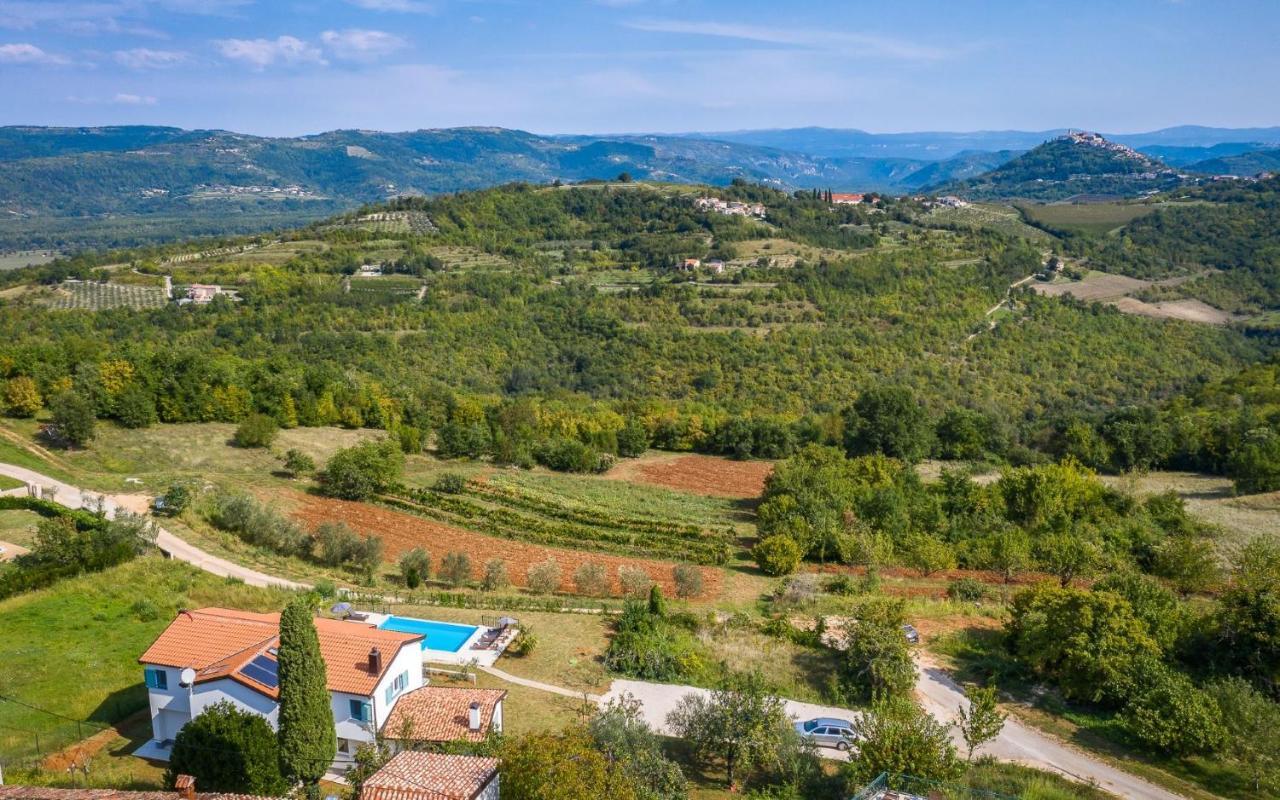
602 661 1184 797
915 655 1183 800
0 463 308 590
1 461 1185 798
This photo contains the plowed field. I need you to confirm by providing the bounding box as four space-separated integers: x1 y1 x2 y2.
608 454 773 499
289 492 720 599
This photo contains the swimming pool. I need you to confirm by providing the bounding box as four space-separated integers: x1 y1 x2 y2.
377 616 480 653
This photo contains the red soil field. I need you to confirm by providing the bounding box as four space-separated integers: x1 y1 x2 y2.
289 492 721 599
608 454 773 499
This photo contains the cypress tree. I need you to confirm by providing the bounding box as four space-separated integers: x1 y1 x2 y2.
277 598 335 796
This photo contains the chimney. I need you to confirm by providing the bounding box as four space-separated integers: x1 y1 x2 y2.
368 647 382 675
174 774 196 800
468 701 482 731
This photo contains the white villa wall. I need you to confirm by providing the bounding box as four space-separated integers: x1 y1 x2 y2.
369 643 425 728
141 643 422 767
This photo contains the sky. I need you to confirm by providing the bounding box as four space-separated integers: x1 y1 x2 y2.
0 0 1278 137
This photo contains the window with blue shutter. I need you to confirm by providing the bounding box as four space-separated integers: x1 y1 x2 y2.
144 668 168 690
349 699 371 722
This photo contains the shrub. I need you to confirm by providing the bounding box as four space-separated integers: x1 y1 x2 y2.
441 551 473 587
526 558 562 594
946 577 989 602
281 448 315 478
399 547 431 589
1119 658 1226 755
155 483 193 517
482 559 509 591
48 390 96 447
673 564 704 599
823 574 857 595
508 626 538 657
433 472 468 494
839 598 914 700
574 562 611 596
166 701 287 795
115 385 157 429
314 521 363 567
2 375 42 417
318 440 404 501
533 437 610 473
604 602 705 682
233 413 278 448
753 535 802 576
844 697 962 784
619 566 654 598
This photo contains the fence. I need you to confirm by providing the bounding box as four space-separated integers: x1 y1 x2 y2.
0 693 140 771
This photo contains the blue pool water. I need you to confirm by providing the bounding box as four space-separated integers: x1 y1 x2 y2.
377 616 479 653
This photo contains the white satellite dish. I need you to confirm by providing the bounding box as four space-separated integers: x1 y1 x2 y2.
180 667 197 687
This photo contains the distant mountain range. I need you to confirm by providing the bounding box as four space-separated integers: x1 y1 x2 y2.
1 123 1278 250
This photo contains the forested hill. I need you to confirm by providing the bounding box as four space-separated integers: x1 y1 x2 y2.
0 125 1003 251
0 179 1265 474
945 132 1188 201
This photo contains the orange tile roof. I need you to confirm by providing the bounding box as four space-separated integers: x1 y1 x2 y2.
362 752 498 800
138 608 421 698
382 686 506 743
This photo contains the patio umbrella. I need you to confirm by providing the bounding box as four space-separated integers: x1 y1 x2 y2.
497 616 518 627
331 602 353 615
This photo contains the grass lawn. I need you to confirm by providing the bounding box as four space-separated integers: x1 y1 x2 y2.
0 556 296 768
409 606 613 693
0 508 41 547
0 473 25 490
1018 201 1158 235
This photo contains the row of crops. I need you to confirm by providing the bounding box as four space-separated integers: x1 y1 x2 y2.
387 482 733 564
46 281 167 310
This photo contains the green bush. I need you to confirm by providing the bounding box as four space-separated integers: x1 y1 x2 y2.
526 558 562 594
441 551 473 587
673 564 704 598
399 547 431 588
574 562 611 596
946 577 989 602
166 701 287 795
604 602 705 682
433 472 468 494
319 439 404 501
753 535 802 576
1119 658 1226 755
619 566 654 598
482 558 509 591
233 413 278 448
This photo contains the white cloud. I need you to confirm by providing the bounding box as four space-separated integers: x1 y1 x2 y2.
113 92 157 104
0 41 68 63
346 0 433 12
320 28 406 62
113 47 187 68
624 18 951 61
216 35 325 69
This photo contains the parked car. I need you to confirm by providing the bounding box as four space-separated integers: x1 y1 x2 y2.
903 624 920 644
794 717 856 750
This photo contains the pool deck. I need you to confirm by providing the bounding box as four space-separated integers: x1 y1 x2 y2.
358 612 508 667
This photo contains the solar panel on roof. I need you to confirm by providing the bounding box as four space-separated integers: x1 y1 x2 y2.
240 655 279 688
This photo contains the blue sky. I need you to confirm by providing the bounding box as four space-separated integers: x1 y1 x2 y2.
1 0 1277 136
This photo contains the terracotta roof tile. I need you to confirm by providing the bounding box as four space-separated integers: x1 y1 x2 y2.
362 752 498 800
138 608 421 698
383 687 505 743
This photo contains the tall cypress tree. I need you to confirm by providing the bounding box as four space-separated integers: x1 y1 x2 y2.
277 598 335 796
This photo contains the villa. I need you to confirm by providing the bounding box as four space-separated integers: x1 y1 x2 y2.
136 608 427 768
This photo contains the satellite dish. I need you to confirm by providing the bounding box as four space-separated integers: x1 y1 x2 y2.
180 667 197 687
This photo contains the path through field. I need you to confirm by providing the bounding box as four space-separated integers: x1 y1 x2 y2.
0 462 307 590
